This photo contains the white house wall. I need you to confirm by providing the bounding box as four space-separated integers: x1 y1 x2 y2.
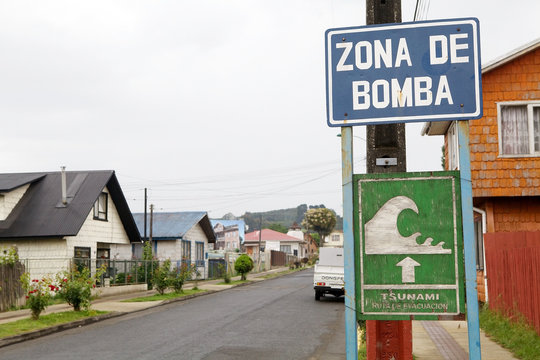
0 238 69 279
0 184 30 221
155 240 181 260
185 223 209 277
65 186 131 260
266 240 280 252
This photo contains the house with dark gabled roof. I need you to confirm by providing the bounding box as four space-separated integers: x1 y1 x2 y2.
132 212 216 278
0 169 141 278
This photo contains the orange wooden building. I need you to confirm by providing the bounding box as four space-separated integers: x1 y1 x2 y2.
422 38 540 303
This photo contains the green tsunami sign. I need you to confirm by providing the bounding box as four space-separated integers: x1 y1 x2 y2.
354 172 465 319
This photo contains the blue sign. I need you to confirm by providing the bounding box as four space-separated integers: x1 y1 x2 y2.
325 18 482 127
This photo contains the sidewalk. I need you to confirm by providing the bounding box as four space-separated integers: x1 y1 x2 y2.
412 320 518 359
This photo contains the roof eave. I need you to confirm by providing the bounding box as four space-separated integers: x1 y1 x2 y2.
482 38 540 75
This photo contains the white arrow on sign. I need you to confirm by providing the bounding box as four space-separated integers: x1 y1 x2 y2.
396 257 421 283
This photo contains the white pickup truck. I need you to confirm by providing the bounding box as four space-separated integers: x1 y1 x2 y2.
313 247 344 301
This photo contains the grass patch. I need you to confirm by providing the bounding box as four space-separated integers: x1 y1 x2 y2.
122 289 206 302
358 343 367 359
0 310 107 339
479 305 540 360
216 279 250 285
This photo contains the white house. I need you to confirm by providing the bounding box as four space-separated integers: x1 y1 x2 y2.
244 229 306 258
0 170 141 279
323 230 344 248
132 212 216 279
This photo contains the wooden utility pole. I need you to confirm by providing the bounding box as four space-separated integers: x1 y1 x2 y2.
144 188 147 241
365 1 413 359
149 204 154 254
258 214 263 271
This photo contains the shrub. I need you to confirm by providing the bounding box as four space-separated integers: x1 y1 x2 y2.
234 255 254 281
301 257 309 266
153 260 171 295
1 246 19 266
56 265 105 311
20 273 57 320
170 262 194 293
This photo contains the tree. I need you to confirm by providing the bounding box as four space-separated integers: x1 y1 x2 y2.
234 254 254 281
302 208 337 246
267 223 288 234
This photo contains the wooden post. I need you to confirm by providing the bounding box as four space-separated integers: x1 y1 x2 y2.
365 1 412 359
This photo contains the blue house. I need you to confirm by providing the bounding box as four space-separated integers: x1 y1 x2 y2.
132 212 216 278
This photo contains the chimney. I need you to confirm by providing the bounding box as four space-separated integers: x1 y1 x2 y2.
61 166 67 205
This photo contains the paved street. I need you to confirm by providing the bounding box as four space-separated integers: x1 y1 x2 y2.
0 269 345 360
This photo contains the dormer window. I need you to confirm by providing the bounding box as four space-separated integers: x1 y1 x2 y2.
93 192 108 221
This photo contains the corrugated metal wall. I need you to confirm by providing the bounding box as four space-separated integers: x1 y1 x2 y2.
485 231 540 335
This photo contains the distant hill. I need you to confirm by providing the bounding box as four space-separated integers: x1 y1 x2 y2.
238 204 343 232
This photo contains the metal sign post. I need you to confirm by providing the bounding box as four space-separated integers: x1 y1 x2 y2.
458 121 482 360
341 126 358 360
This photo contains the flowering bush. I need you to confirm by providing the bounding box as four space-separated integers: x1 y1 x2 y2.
20 273 58 319
152 260 171 295
1 246 19 266
301 208 337 246
56 265 105 311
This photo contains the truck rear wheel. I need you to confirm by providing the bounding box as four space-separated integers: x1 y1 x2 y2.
315 291 321 301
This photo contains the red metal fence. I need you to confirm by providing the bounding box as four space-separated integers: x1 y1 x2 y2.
484 231 540 335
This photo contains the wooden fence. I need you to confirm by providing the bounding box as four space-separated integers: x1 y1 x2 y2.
484 231 540 335
271 250 287 267
0 262 26 312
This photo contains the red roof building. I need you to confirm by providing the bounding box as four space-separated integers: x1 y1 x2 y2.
244 229 306 258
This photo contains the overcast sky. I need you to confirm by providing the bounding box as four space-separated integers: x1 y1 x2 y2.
1 1 538 218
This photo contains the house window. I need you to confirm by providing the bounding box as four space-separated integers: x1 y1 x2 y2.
498 102 540 156
195 242 204 266
93 192 108 221
280 245 291 254
74 246 91 271
331 234 340 242
447 122 459 170
181 240 191 264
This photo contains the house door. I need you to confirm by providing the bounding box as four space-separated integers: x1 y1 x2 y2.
97 248 111 279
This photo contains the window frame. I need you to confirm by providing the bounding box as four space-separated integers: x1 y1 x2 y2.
93 192 108 221
74 246 91 271
195 241 204 267
181 240 191 265
280 244 292 254
497 101 540 157
474 219 484 271
447 121 460 170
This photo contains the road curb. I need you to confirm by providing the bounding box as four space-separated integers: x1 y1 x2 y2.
0 267 309 348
